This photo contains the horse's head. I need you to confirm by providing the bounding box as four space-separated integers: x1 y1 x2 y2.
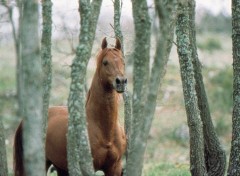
97 37 127 93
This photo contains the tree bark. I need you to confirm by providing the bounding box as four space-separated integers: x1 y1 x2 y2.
126 1 177 175
188 1 226 175
112 3 133 175
17 0 24 119
41 0 52 142
113 0 124 51
21 0 45 175
123 91 132 161
3 0 24 118
67 0 102 175
227 0 240 175
126 1 151 175
176 1 207 175
0 120 8 176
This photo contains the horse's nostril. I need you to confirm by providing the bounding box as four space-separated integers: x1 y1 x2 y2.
116 78 121 84
124 78 127 84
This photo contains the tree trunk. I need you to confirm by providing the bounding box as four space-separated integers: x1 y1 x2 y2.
0 120 8 176
113 1 132 171
41 0 52 143
227 0 240 175
126 1 177 175
188 1 226 175
16 0 24 118
123 91 132 162
176 1 207 176
21 0 45 175
114 0 124 51
126 1 151 175
1 0 23 118
67 0 102 175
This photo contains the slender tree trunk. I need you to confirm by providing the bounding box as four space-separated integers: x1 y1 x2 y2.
113 0 132 170
176 1 207 176
126 1 151 175
0 120 8 176
21 0 45 175
131 0 151 130
41 0 52 142
3 0 24 118
176 2 207 176
227 0 240 175
126 1 177 175
188 1 226 175
141 0 177 138
16 0 24 118
114 0 124 50
67 0 102 175
123 91 132 162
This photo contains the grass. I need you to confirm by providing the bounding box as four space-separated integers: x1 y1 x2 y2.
0 32 233 175
145 163 190 176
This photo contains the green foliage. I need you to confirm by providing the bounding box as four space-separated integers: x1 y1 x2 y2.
197 37 222 52
0 65 15 93
197 12 231 34
167 124 189 146
208 67 233 114
206 67 233 135
49 171 57 176
145 163 190 176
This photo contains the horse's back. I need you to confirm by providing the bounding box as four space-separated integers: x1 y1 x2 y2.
46 106 68 171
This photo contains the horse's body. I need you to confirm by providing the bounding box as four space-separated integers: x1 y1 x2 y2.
14 38 127 176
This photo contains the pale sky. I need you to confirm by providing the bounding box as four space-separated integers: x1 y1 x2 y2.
50 0 231 39
52 0 231 19
0 0 232 41
196 0 231 15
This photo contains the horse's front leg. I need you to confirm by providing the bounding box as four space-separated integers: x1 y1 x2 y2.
104 161 123 176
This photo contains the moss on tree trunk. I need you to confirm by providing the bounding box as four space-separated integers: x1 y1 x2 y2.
21 0 45 175
0 120 8 176
126 1 177 175
227 0 240 175
187 1 226 176
67 0 103 175
176 2 207 175
41 0 52 144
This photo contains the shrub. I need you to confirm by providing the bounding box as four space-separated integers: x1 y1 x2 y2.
146 163 190 176
197 37 222 52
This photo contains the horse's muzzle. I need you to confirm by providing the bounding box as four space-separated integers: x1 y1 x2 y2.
114 76 127 93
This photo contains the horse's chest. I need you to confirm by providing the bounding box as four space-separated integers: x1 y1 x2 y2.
92 142 121 169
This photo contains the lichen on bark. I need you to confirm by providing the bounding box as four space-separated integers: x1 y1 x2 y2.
41 0 52 145
0 120 8 176
21 0 45 175
126 1 178 176
188 1 226 175
176 1 207 175
126 1 151 175
67 0 103 175
227 0 240 175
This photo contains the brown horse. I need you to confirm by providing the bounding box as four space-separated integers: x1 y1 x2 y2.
13 38 127 176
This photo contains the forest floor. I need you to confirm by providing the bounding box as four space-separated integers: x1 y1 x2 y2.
0 32 233 175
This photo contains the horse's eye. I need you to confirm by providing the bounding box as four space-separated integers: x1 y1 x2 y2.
103 60 108 66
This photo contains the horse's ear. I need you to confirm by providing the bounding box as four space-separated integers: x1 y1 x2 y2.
115 38 121 50
101 37 108 49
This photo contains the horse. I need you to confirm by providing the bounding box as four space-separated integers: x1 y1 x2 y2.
13 37 127 176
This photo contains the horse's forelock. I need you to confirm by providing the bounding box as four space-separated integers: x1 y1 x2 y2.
96 48 109 69
96 48 122 70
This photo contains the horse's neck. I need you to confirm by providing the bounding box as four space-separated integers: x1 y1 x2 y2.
87 75 119 140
